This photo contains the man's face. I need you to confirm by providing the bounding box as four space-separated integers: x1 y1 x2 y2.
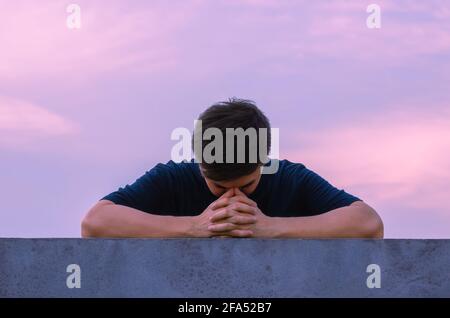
202 167 262 197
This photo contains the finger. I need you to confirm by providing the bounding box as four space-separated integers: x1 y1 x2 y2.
210 209 257 224
228 195 257 207
209 197 230 210
228 202 256 214
228 229 253 238
208 223 236 232
209 208 231 222
209 189 234 209
234 187 251 198
228 215 257 225
220 188 234 198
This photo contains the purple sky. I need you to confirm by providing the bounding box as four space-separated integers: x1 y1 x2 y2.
1 0 449 238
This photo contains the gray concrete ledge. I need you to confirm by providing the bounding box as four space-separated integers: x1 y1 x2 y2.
0 239 449 298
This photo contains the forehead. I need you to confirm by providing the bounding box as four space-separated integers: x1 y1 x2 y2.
208 172 259 188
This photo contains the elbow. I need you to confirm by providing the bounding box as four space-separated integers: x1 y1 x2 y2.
81 215 96 238
81 201 112 238
364 215 384 238
351 201 384 238
81 211 98 238
362 206 384 239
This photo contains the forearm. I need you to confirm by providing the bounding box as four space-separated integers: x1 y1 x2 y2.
270 202 384 238
81 200 194 238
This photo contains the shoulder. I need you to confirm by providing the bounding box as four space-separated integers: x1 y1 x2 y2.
267 159 321 185
270 159 308 176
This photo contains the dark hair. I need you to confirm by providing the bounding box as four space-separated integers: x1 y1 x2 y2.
193 98 271 181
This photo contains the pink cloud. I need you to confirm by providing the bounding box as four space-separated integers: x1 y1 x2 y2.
0 95 77 148
193 0 450 70
2 0 449 84
0 1 198 82
284 107 450 214
299 0 450 62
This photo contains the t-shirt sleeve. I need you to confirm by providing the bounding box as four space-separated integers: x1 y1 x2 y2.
301 168 361 215
101 163 172 214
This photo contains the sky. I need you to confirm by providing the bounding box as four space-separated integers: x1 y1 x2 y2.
0 0 449 238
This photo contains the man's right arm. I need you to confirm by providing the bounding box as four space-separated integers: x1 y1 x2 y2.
81 200 196 238
82 189 255 238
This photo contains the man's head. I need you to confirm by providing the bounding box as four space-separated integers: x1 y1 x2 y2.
193 98 271 196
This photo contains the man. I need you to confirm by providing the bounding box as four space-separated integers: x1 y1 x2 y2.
82 98 383 238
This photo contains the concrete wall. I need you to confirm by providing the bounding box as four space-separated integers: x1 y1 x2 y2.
0 239 449 298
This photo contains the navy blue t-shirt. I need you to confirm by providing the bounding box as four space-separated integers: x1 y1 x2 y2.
102 159 360 217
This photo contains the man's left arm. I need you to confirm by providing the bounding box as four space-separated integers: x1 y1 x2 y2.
208 189 384 238
265 201 384 238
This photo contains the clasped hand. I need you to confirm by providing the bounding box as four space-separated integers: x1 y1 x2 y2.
193 188 271 238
